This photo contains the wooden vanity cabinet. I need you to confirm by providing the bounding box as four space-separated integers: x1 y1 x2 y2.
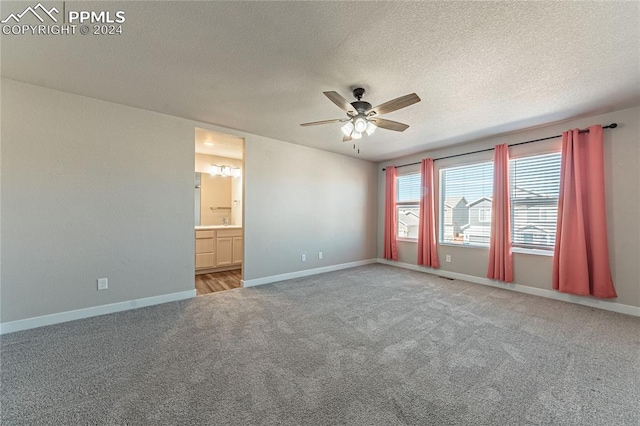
195 230 215 269
195 228 242 272
216 229 243 267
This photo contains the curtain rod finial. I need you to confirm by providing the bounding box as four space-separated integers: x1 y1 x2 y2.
608 123 617 129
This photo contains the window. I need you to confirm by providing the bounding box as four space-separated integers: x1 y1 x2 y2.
396 173 420 239
443 208 453 226
510 152 561 250
440 161 493 246
478 208 491 222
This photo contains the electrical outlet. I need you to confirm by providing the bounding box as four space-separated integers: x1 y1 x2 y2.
445 255 451 263
318 252 323 260
97 278 108 290
301 254 306 262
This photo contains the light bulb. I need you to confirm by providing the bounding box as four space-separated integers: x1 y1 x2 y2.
365 121 377 136
352 130 362 140
341 121 354 136
354 116 367 133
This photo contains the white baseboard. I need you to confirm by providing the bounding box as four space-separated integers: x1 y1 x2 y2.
242 259 378 288
0 290 196 335
5 259 635 335
376 258 640 317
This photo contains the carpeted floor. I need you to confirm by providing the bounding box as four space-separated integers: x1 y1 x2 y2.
1 264 639 425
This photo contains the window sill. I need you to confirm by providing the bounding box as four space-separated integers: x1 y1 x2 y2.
397 237 417 243
436 243 553 256
512 247 554 257
438 242 489 250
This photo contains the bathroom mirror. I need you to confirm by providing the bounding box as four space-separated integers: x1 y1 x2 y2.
195 172 241 226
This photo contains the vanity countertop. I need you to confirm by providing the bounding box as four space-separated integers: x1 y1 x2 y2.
195 225 243 230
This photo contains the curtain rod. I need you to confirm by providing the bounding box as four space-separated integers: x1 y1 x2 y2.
382 123 618 171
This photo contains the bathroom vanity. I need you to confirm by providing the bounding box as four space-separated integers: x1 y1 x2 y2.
195 225 243 274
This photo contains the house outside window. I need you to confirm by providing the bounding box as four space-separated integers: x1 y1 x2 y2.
440 161 493 246
478 208 491 222
396 172 420 239
510 152 561 250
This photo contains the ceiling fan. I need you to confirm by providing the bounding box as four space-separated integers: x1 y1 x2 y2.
300 88 421 142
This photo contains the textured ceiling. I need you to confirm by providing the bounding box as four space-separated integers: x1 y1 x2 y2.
2 1 638 161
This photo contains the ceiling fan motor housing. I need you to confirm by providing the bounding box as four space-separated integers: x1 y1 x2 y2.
351 101 372 114
350 88 371 113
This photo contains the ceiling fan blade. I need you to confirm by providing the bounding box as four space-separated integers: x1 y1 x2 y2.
368 93 420 116
343 135 352 142
324 91 357 114
300 118 348 127
371 118 410 132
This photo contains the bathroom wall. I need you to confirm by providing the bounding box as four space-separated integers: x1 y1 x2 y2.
195 153 242 226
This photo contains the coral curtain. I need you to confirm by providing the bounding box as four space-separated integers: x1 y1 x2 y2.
552 126 616 298
383 167 398 260
417 159 440 268
487 144 514 282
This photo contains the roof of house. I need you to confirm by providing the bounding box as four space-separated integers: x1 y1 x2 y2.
444 196 467 209
515 224 550 233
398 208 419 226
512 185 555 201
467 196 492 208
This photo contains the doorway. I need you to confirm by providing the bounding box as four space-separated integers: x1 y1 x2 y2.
194 127 244 295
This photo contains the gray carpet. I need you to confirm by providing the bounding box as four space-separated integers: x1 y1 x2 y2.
1 264 639 425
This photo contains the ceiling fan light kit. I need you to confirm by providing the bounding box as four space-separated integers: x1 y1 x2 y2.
365 121 377 135
353 115 368 133
341 121 354 136
301 87 421 153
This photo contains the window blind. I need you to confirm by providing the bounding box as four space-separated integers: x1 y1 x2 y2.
510 152 561 249
439 161 493 245
397 173 421 203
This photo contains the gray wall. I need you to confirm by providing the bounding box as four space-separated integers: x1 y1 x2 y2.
1 79 196 322
377 106 640 308
0 79 379 323
243 136 378 280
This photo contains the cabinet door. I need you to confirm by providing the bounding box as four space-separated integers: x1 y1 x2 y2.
195 238 214 254
196 253 215 269
232 236 243 264
216 237 233 267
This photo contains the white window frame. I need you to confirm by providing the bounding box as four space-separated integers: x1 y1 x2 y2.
397 205 420 240
396 172 420 241
439 160 494 247
510 152 561 252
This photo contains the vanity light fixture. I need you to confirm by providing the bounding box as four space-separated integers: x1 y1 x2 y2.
209 164 241 177
208 165 221 176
